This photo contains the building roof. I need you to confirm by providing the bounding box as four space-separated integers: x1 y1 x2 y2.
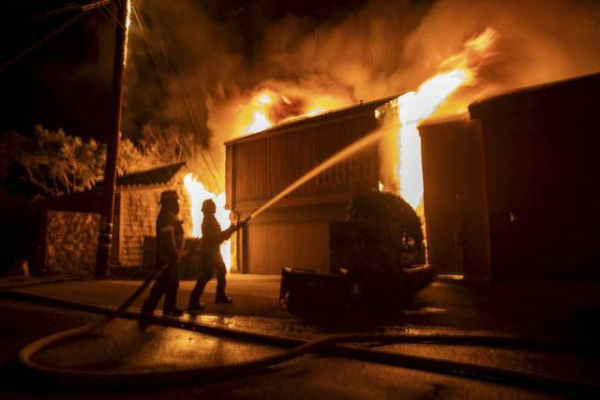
116 161 187 189
469 72 600 119
42 162 187 213
225 94 399 146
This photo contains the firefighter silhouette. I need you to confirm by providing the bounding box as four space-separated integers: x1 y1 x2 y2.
139 190 185 328
188 199 244 312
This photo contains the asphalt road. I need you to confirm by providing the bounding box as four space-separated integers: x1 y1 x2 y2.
0 299 579 400
1 275 599 398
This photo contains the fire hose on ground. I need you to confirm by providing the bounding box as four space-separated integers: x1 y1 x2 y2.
6 261 598 395
4 206 597 394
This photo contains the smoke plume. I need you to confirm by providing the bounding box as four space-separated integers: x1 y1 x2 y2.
124 0 600 190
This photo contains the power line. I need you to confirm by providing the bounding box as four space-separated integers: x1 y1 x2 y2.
130 1 166 84
28 0 111 22
97 5 116 26
0 13 85 73
100 2 126 30
129 0 223 189
0 0 112 73
99 1 224 189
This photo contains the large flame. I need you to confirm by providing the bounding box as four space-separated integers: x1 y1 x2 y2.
183 173 232 271
243 90 276 134
241 88 348 134
185 87 346 271
396 27 499 209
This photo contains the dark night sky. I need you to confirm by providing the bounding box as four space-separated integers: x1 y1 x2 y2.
0 0 377 141
2 0 598 145
1 1 113 139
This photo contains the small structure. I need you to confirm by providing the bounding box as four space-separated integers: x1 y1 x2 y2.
44 162 188 274
225 97 396 274
113 161 189 269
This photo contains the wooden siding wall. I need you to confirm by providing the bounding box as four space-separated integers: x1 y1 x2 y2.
118 189 162 266
118 182 191 268
227 113 380 210
226 110 386 274
246 220 331 274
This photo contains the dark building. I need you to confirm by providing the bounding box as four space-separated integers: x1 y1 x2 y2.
419 117 490 280
421 72 600 281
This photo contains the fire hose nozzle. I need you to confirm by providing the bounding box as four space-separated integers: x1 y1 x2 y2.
237 216 251 229
231 216 251 233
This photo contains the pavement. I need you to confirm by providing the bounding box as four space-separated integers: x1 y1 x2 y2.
1 273 599 399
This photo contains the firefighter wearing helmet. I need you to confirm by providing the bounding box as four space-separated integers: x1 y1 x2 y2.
188 198 246 312
139 190 185 328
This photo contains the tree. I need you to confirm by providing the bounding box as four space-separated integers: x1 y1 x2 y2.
0 126 105 196
136 123 221 191
0 125 162 197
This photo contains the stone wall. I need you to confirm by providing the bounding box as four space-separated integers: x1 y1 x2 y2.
45 211 99 275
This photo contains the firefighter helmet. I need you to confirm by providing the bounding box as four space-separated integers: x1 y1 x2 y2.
201 199 216 214
159 190 179 204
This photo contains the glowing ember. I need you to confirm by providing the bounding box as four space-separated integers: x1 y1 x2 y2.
183 173 232 271
395 27 499 209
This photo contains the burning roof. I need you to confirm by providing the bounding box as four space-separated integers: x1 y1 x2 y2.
225 95 398 146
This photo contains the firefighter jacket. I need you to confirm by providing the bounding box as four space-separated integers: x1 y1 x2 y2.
200 214 235 261
156 209 185 266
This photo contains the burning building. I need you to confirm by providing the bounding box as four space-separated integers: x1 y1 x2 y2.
225 97 394 274
224 55 599 283
223 28 499 276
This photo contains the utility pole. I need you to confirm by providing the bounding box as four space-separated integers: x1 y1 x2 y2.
95 0 130 278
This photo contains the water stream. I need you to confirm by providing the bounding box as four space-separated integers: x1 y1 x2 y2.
249 127 386 220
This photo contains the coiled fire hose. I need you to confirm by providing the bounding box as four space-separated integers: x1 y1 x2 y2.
10 261 598 395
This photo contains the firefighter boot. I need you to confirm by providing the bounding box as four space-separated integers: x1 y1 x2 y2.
215 295 233 304
188 302 205 314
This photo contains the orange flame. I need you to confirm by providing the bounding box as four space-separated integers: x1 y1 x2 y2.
396 27 499 209
243 90 277 134
241 88 348 134
183 173 232 271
